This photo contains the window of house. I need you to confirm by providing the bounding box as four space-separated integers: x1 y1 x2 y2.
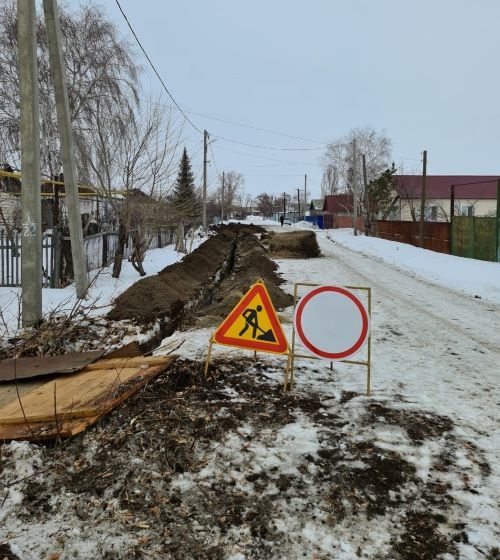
461 206 474 217
426 205 438 221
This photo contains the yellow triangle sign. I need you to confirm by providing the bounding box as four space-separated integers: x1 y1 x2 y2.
213 281 288 354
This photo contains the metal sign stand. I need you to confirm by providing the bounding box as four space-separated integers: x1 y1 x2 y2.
285 283 372 396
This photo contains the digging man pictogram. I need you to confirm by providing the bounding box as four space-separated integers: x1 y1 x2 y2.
238 305 276 342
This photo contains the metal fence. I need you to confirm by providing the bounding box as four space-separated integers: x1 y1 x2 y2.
451 216 498 262
0 230 54 288
0 228 175 288
373 218 500 262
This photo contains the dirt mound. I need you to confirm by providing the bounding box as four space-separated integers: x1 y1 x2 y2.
108 229 234 323
264 230 321 258
108 224 293 328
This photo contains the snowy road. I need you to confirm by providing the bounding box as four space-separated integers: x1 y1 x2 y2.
276 230 500 494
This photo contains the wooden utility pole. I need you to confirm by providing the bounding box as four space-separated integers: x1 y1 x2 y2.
43 0 88 298
362 154 370 235
449 184 455 255
202 130 208 231
496 179 500 262
18 0 42 326
419 150 427 248
450 184 455 223
352 139 358 236
304 174 307 216
221 171 225 223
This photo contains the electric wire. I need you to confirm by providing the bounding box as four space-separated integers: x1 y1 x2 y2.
217 145 320 166
212 134 323 152
114 0 203 135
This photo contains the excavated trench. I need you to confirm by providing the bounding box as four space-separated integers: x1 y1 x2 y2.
107 224 318 351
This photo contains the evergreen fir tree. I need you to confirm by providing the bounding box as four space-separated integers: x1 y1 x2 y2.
172 148 199 219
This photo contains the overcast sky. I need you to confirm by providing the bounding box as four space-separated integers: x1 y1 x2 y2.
107 0 500 199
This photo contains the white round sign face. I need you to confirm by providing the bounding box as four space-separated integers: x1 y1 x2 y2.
293 286 370 360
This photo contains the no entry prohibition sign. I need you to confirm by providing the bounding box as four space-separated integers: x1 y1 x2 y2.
294 286 370 360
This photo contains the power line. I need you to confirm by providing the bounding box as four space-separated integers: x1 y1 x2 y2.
208 142 220 176
217 145 320 166
212 134 323 152
131 95 325 151
114 0 202 135
186 109 326 145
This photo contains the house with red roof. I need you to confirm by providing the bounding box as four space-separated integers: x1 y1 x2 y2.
393 175 499 221
322 193 364 230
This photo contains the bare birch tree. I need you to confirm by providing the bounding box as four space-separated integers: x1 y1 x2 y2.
215 171 244 218
323 126 392 219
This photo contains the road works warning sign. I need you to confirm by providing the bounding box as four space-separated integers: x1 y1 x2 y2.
213 281 288 354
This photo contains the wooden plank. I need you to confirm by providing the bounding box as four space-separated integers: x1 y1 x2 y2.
0 379 46 409
0 365 160 424
0 367 144 422
0 357 176 426
0 356 177 439
82 356 172 371
0 415 100 441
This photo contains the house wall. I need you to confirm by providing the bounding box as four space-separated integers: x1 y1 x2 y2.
399 198 496 221
0 192 21 229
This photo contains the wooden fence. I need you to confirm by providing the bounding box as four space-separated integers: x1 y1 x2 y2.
374 221 451 254
373 218 499 262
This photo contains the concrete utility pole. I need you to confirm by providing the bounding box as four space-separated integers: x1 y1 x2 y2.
43 0 88 298
221 171 225 223
18 0 42 326
419 150 427 248
296 188 301 221
282 192 287 218
202 130 208 231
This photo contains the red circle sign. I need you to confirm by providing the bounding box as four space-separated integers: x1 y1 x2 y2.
294 286 370 360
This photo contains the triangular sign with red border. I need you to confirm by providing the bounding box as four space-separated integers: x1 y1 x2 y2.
213 281 288 354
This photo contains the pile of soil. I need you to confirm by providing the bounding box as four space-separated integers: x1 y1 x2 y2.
263 230 321 259
108 224 298 328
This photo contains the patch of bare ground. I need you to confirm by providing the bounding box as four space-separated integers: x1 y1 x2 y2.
3 358 494 559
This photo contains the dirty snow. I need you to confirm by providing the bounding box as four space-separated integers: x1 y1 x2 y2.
1 224 499 559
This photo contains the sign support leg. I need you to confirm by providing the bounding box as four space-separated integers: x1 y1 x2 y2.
366 288 372 396
204 339 214 377
284 353 292 391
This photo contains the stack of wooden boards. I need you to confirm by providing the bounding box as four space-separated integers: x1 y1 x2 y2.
0 352 177 441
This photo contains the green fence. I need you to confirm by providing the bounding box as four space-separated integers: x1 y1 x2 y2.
451 216 498 262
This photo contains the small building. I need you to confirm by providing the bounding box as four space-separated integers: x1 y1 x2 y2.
393 175 499 222
308 199 324 216
0 169 119 232
322 193 364 229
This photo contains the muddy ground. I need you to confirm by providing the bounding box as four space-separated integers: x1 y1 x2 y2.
1 357 495 559
1 225 497 559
